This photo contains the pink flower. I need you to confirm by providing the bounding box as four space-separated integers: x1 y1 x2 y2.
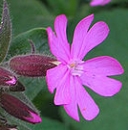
46 14 124 121
90 0 111 6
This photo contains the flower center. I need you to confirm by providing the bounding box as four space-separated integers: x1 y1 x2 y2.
68 60 84 76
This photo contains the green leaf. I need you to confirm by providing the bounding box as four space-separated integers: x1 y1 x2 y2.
20 77 47 100
7 0 53 36
8 28 50 60
0 0 12 63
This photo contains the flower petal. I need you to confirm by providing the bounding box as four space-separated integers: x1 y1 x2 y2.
64 100 79 121
46 64 67 93
46 14 70 63
84 56 124 76
82 56 123 96
72 21 109 59
71 14 94 59
64 76 99 121
54 14 68 45
76 77 99 121
81 73 122 97
54 71 71 105
64 76 79 121
90 0 111 6
46 64 71 105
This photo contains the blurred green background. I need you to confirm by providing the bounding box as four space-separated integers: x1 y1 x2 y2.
1 0 128 129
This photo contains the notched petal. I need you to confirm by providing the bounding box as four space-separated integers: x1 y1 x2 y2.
76 84 99 120
47 14 70 62
81 73 122 97
71 14 94 59
84 56 124 76
79 21 109 58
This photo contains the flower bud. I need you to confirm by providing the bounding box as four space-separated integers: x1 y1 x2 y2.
9 54 57 77
0 67 17 87
0 93 42 124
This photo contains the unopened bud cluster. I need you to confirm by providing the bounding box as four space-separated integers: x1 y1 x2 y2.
0 54 57 125
0 53 57 125
0 0 44 128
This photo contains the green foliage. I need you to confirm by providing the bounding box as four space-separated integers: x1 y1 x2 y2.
41 0 78 16
7 0 52 36
0 0 12 63
8 28 49 59
28 117 69 130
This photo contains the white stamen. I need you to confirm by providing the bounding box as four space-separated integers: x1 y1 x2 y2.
51 61 61 66
68 60 84 76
